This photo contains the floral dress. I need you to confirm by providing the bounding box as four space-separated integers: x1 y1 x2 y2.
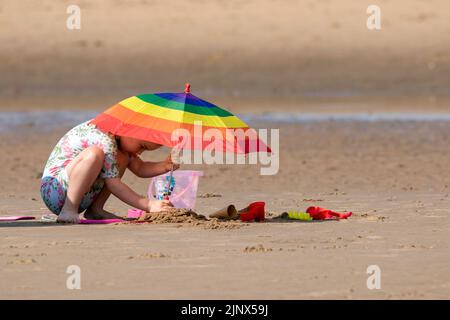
40 120 120 215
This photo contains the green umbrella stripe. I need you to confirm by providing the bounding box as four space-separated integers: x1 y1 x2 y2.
135 94 233 117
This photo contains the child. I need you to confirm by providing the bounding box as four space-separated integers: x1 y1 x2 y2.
40 120 179 223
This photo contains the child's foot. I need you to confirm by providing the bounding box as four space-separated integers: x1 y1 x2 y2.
84 207 123 220
57 211 80 224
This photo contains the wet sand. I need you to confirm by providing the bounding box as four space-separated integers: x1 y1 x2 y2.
0 120 449 299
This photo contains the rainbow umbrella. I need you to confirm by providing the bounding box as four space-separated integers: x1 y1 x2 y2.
90 84 270 154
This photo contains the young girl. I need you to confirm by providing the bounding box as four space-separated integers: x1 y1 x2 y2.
40 120 179 223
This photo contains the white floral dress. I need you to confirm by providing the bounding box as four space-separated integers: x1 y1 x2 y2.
40 120 120 215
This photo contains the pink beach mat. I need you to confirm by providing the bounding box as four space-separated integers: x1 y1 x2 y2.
128 208 145 219
0 216 36 221
78 219 124 225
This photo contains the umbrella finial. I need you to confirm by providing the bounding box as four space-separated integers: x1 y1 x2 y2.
184 83 191 94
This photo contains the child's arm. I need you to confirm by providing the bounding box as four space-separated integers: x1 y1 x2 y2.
128 154 180 178
105 178 171 212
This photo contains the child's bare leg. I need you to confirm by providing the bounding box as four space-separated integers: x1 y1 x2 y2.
83 187 119 220
84 150 129 219
58 147 104 223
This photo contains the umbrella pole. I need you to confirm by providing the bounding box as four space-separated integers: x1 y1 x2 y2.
164 146 181 201
164 164 174 201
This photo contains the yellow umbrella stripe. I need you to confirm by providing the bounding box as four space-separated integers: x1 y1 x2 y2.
119 96 248 128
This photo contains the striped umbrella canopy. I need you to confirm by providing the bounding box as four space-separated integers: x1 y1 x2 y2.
90 84 270 154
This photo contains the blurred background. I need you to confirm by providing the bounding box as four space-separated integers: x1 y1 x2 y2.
1 0 450 113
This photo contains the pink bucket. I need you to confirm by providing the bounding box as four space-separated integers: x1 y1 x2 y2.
148 170 203 210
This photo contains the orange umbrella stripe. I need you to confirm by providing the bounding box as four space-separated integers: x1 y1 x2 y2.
104 104 249 136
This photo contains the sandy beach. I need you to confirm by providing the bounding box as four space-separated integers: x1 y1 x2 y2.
1 0 450 299
1 120 449 299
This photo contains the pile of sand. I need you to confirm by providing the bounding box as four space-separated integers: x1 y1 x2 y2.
136 208 243 230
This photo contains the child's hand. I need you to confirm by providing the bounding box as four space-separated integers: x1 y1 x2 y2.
148 199 173 212
164 154 180 172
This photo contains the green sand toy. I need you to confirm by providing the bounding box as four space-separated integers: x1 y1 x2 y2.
287 211 313 221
